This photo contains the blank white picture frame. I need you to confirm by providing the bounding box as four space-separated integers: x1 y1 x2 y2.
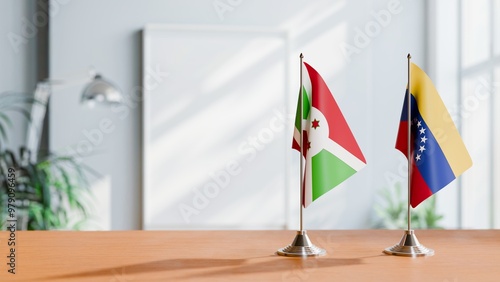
142 24 291 229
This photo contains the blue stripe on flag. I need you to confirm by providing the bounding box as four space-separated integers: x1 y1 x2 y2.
412 97 456 193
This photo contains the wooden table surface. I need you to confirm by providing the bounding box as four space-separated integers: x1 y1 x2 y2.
0 230 499 281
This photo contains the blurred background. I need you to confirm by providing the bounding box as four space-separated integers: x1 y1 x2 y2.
0 0 498 230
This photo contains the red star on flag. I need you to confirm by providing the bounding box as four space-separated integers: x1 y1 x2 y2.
312 119 320 129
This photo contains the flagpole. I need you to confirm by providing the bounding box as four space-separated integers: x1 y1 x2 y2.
299 53 304 232
406 53 412 232
277 53 325 257
383 53 434 257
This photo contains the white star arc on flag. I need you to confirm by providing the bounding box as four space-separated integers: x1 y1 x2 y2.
414 118 427 162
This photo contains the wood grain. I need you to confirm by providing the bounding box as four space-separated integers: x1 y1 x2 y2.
0 230 499 281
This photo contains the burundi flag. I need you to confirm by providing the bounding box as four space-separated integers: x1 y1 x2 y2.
293 62 366 207
395 62 472 208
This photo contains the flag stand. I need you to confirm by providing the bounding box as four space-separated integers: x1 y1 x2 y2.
383 54 434 257
277 230 326 257
277 53 326 257
383 230 434 257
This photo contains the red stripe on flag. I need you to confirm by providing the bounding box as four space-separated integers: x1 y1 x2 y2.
410 162 434 208
395 121 408 155
292 139 300 151
304 62 366 163
396 120 432 207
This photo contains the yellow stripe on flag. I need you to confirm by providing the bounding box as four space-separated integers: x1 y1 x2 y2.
410 63 472 176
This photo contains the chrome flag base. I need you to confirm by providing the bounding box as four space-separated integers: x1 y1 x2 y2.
384 230 434 257
277 230 326 257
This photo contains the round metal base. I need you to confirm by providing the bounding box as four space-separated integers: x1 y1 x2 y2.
277 230 326 257
383 230 434 257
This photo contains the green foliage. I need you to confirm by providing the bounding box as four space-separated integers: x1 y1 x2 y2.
373 182 444 229
0 92 93 230
0 148 92 230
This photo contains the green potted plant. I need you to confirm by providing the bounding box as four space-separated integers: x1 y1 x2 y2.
373 181 444 229
0 92 94 230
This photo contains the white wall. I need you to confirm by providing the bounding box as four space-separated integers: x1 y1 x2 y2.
429 0 499 229
0 0 37 150
49 0 426 230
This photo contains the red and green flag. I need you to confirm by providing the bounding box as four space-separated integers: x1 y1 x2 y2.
293 62 366 207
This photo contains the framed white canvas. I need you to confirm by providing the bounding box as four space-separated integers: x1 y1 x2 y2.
142 24 291 229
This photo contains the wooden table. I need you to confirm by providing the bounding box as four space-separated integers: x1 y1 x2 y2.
0 230 499 281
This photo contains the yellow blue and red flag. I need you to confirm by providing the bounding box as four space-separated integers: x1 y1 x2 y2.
396 63 472 207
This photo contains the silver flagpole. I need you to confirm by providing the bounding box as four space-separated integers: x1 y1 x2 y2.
299 53 304 232
407 53 412 233
277 53 325 257
383 54 434 257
